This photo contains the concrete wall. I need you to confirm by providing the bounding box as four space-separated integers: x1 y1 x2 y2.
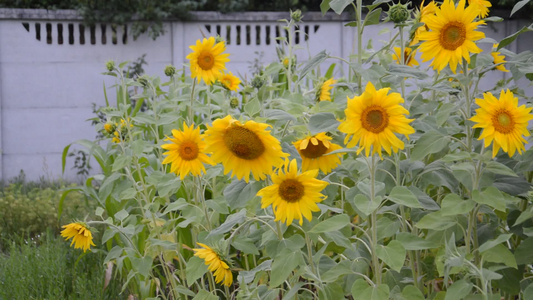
0 9 531 181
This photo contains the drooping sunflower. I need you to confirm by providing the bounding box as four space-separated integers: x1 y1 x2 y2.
392 47 419 67
418 0 485 73
219 71 241 91
193 243 233 287
491 44 509 72
61 222 96 252
293 133 343 174
257 159 328 226
468 0 491 18
186 37 230 85
338 82 415 158
161 122 214 180
204 115 287 182
318 78 337 101
470 90 533 157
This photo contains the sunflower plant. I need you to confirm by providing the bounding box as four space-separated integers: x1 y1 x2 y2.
61 1 533 299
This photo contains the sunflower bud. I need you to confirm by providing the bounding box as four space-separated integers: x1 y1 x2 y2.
229 97 239 109
164 65 176 77
137 75 149 87
251 74 265 89
291 9 303 23
387 2 411 24
104 123 114 134
105 60 116 72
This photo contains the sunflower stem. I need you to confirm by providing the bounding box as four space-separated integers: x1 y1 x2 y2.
305 231 317 275
189 78 197 125
398 25 407 101
276 221 284 240
355 0 363 93
367 155 381 284
462 59 473 152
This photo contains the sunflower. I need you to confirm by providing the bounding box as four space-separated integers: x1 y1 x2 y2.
470 90 533 157
161 122 214 180
318 78 337 101
186 37 230 85
204 115 287 182
218 71 241 91
468 0 491 18
257 159 328 226
418 0 485 73
338 82 415 158
293 133 343 174
412 0 439 45
61 222 96 252
491 44 509 72
392 47 419 67
193 243 233 287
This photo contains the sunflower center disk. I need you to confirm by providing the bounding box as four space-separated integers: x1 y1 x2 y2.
223 125 265 160
362 106 389 133
179 141 200 161
198 51 215 70
278 179 305 203
300 140 328 159
440 22 466 50
493 110 515 133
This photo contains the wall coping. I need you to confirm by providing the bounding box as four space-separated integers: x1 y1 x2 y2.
0 8 353 22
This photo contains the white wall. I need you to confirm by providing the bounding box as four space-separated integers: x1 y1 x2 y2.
0 9 531 181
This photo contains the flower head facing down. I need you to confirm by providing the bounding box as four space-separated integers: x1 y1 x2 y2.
418 0 485 73
204 115 287 182
468 0 492 18
318 78 337 102
257 159 328 226
470 90 533 157
193 243 233 287
293 133 343 174
161 122 214 180
392 47 419 67
61 222 96 252
186 37 230 85
219 71 241 91
338 82 415 158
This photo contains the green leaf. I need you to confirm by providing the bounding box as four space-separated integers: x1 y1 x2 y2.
481 244 517 269
264 109 296 122
223 180 262 210
511 0 531 16
244 98 261 117
192 290 218 300
112 155 132 172
130 255 153 278
485 161 518 177
376 240 406 272
402 285 425 300
415 211 456 230
363 8 382 26
396 232 439 250
309 214 350 233
444 279 472 300
436 103 457 126
472 187 506 212
351 279 390 300
238 260 271 284
114 209 129 222
321 261 353 282
498 25 533 50
162 198 189 214
478 234 512 253
523 282 533 300
61 143 71 175
387 186 422 208
308 112 340 135
514 237 533 265
388 64 429 80
441 193 475 216
186 256 208 286
411 131 450 161
320 0 332 15
300 50 328 80
270 249 303 287
349 194 381 218
329 0 353 14
208 209 246 237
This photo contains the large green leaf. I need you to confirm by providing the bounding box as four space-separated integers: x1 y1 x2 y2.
309 214 350 233
396 232 439 250
444 279 472 300
270 249 303 287
351 279 390 300
472 187 506 212
329 0 353 14
481 244 517 269
348 194 382 218
308 112 340 135
441 193 475 216
387 186 422 208
411 131 450 161
376 240 406 272
186 256 208 286
514 237 533 265
415 211 456 230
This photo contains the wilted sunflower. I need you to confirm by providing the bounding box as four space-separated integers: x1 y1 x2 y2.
392 47 419 67
293 133 343 174
468 0 491 18
204 115 287 182
318 78 337 101
219 71 241 91
186 37 230 85
61 222 96 252
418 0 485 73
338 82 415 158
161 122 213 180
193 243 233 287
258 159 328 226
470 90 533 157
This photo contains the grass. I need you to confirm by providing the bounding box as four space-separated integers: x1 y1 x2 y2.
0 232 124 300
